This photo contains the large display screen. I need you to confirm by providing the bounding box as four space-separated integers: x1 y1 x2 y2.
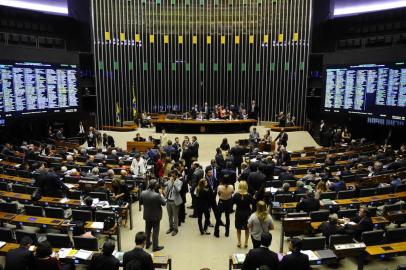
0 61 79 118
323 62 406 126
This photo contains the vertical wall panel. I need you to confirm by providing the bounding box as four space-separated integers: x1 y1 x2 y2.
91 0 312 127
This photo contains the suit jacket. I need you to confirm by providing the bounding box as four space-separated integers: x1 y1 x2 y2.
352 216 373 241
318 221 340 243
215 154 226 169
5 247 35 270
242 247 279 270
140 189 166 222
279 251 310 270
123 247 154 270
164 179 183 206
189 141 200 158
247 171 266 194
276 132 289 143
278 151 291 165
229 146 245 165
87 253 120 270
248 105 259 119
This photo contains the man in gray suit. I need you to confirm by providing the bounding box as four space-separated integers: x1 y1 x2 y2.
140 179 166 252
164 170 183 236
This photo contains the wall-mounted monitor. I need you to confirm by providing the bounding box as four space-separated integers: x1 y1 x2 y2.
0 61 79 119
323 62 406 126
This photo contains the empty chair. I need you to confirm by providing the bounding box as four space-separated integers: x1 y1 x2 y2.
24 205 43 216
89 192 109 201
46 233 72 248
0 181 9 191
329 234 355 250
395 184 406 193
72 209 92 222
301 236 326 250
337 190 356 199
286 212 309 218
0 202 19 214
320 192 336 200
16 230 38 245
341 175 356 183
12 184 27 194
274 194 295 203
44 207 64 219
361 230 384 246
0 227 14 242
376 186 393 195
385 228 406 243
338 209 357 219
310 210 330 222
359 188 376 197
73 236 99 251
67 190 82 199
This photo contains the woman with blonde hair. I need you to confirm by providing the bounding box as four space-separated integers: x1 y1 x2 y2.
315 180 328 200
247 200 274 248
233 181 254 248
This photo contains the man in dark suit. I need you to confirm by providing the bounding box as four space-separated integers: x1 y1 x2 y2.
275 128 289 147
229 141 245 174
215 148 226 170
181 145 193 169
280 238 311 270
133 133 146 142
88 240 120 270
4 236 34 270
351 207 373 241
279 167 296 181
140 180 166 251
248 99 259 120
220 161 237 187
296 191 320 213
318 214 341 244
242 233 279 270
247 163 266 194
123 232 154 270
189 136 200 159
205 166 219 226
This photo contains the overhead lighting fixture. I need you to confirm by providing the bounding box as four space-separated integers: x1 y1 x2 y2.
0 0 69 15
334 1 406 16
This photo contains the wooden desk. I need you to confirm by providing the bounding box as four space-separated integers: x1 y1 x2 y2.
0 212 17 221
0 243 19 253
127 141 154 152
385 209 406 224
0 174 34 184
154 119 257 134
0 191 81 208
12 215 64 228
0 161 19 167
310 216 389 230
366 241 406 257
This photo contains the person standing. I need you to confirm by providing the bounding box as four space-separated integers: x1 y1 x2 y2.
131 153 147 176
160 129 168 147
249 128 260 148
4 237 34 270
275 128 289 148
123 232 155 270
139 180 166 251
249 100 259 120
195 178 211 235
164 170 183 236
229 141 245 174
233 181 254 248
214 178 234 238
248 201 274 248
189 136 200 160
88 240 120 270
205 166 219 226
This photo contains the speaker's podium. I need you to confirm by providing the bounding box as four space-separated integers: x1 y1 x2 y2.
127 141 154 153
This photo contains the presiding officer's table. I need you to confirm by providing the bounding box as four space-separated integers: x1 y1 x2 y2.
153 119 257 133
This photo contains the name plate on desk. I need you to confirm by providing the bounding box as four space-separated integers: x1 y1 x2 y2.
335 243 366 250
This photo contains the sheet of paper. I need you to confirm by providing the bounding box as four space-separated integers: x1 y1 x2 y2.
90 222 104 229
60 198 69 203
75 249 93 260
0 241 6 248
58 248 73 259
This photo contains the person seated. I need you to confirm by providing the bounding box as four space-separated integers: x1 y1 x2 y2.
262 130 272 143
4 236 34 270
88 240 120 270
324 155 336 166
242 233 280 270
319 214 342 244
65 155 75 166
339 165 352 180
279 238 310 270
277 147 291 166
86 155 98 167
141 112 152 127
349 207 373 241
294 181 308 195
133 133 146 142
112 171 131 203
33 241 73 270
301 169 316 182
106 149 119 162
94 149 106 160
123 232 154 270
369 161 384 176
55 128 66 140
296 191 320 213
102 169 115 181
275 183 291 195
279 167 296 181
86 167 100 181
238 109 248 120
327 178 346 193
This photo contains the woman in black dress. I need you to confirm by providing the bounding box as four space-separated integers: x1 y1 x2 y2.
220 138 230 152
233 180 254 248
195 178 211 235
